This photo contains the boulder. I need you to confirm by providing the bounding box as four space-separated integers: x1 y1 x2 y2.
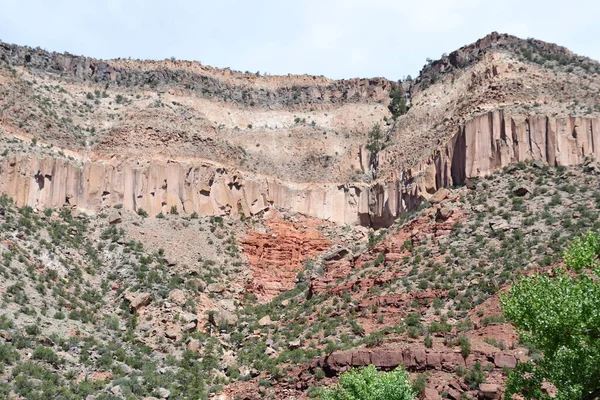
370 350 403 368
165 326 180 340
531 160 544 169
493 353 517 368
111 385 122 396
258 315 272 326
414 348 427 367
489 219 511 233
351 351 371 367
206 283 226 293
108 211 122 225
325 351 353 371
157 387 171 399
478 383 500 399
426 352 442 370
180 312 197 324
436 205 454 221
169 289 186 305
423 388 442 400
321 245 351 262
465 178 477 190
430 188 451 203
124 292 151 311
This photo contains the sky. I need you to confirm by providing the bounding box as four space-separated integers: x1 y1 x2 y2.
1 0 599 81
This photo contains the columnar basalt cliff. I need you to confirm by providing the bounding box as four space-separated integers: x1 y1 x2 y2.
367 111 600 226
1 33 599 226
1 111 598 226
0 154 367 223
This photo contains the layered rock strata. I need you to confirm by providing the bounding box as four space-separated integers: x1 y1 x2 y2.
0 41 392 108
0 110 598 226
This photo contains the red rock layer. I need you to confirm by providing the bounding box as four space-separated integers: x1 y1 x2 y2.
241 216 331 301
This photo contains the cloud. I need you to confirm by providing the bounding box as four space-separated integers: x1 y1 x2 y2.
0 0 598 80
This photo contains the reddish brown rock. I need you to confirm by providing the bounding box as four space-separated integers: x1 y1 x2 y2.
441 352 466 372
426 352 442 370
326 352 353 370
424 388 442 400
241 216 331 301
370 350 404 368
493 353 517 368
402 348 416 368
478 383 501 399
351 351 371 367
414 348 427 368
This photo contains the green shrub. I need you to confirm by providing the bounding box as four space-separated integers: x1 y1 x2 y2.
411 373 427 397
458 335 471 358
388 84 408 119
0 343 19 365
318 365 415 400
502 232 600 399
32 346 60 364
464 361 485 389
424 335 433 348
314 367 326 380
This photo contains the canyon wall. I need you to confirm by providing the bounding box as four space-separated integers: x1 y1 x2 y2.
0 41 392 108
0 154 370 224
368 110 600 226
1 110 598 226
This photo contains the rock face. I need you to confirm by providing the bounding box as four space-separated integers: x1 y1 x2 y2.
241 217 331 300
0 153 369 224
0 41 392 108
315 346 517 373
365 111 600 226
1 111 598 226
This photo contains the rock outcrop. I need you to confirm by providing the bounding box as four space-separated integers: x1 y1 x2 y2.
0 41 392 108
314 347 517 373
241 216 331 300
367 111 600 226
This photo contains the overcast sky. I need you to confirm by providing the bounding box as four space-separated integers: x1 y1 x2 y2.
1 0 599 81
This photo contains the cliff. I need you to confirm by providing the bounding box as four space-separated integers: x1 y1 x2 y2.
1 110 597 226
1 32 599 226
0 41 392 108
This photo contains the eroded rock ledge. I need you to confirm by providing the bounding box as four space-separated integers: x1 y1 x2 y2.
1 110 598 226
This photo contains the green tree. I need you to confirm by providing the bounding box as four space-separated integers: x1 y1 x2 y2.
501 232 600 400
366 124 383 155
318 365 415 400
388 83 407 119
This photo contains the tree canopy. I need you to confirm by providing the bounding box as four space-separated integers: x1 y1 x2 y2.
388 83 408 119
501 231 600 400
318 365 415 400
